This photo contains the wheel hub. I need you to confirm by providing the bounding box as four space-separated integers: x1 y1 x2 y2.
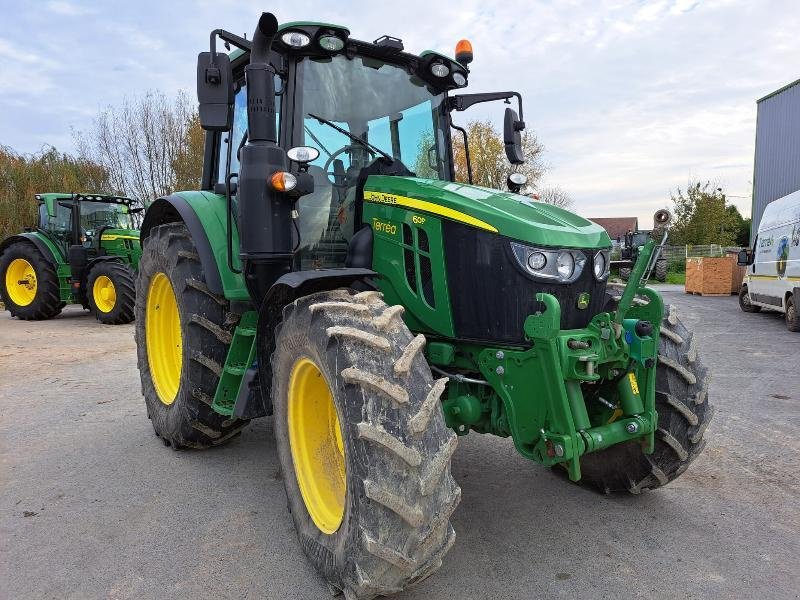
145 272 182 405
92 275 117 313
5 258 37 306
287 357 346 534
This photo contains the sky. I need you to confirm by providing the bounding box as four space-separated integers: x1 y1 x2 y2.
0 0 797 224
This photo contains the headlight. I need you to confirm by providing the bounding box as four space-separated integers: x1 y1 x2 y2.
593 250 610 280
510 242 586 283
281 31 311 48
318 34 345 51
556 251 575 279
431 63 450 77
452 72 467 87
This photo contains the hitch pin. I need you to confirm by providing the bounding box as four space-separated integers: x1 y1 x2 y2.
596 396 616 410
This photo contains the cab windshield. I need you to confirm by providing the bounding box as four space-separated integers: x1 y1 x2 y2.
80 202 136 231
294 53 451 267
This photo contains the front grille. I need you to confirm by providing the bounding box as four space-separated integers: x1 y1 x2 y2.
442 220 608 344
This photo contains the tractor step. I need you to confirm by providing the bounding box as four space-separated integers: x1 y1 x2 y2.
211 312 258 416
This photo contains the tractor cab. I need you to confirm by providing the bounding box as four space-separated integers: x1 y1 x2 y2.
36 193 142 269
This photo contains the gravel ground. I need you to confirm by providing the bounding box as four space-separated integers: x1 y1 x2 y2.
1 286 799 599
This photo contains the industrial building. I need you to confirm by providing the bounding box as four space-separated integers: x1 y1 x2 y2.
751 78 800 240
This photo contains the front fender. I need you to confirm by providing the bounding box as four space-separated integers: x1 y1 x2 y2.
141 192 248 301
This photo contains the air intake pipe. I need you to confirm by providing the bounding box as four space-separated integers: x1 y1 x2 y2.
237 12 293 302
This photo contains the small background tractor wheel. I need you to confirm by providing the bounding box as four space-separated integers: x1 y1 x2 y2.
618 267 631 281
270 289 460 599
87 261 135 324
577 301 714 493
654 258 668 282
134 223 248 448
786 295 800 332
0 241 61 320
738 285 760 313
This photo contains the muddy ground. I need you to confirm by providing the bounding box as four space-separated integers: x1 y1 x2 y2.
1 286 799 599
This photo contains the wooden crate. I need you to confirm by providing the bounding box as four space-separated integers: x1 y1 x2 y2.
685 256 740 296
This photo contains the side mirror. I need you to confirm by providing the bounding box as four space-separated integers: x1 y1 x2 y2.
504 107 525 165
197 52 233 131
737 249 753 266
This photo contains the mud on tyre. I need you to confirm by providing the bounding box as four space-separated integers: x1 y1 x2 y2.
135 223 248 448
270 289 461 599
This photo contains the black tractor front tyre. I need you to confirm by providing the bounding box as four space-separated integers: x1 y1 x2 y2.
578 304 714 493
134 223 248 449
87 261 136 324
0 241 61 320
271 290 460 599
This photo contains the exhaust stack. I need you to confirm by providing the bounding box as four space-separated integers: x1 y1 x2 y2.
237 12 292 301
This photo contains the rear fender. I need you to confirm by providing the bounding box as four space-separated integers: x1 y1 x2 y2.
0 232 62 266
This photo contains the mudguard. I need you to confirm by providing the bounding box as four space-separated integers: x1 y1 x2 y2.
0 232 62 265
142 192 253 302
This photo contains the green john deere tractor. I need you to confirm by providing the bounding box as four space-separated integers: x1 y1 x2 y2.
0 193 141 324
135 13 713 598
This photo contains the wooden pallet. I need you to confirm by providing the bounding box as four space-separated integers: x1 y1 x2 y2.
685 256 745 296
685 290 733 297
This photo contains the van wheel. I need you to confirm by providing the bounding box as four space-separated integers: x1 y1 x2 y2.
786 296 800 332
738 285 760 313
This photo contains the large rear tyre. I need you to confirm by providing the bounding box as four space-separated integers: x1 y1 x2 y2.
0 241 61 320
578 304 714 493
618 267 631 281
134 223 248 448
271 290 460 599
87 261 135 324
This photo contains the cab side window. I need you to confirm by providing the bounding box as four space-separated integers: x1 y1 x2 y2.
217 75 282 184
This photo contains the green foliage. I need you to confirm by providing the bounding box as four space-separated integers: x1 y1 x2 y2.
668 181 742 246
0 146 110 241
452 119 545 190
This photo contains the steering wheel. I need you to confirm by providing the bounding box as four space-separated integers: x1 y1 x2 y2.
323 144 377 187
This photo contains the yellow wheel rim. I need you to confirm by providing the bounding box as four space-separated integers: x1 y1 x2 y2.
93 275 116 313
288 357 346 534
5 258 37 306
145 272 182 405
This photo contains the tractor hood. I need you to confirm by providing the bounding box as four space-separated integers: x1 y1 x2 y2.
363 176 610 249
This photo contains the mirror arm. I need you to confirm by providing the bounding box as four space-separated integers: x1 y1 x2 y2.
448 91 525 124
449 115 473 184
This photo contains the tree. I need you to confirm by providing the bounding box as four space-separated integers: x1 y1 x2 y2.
668 181 741 246
532 186 574 210
451 119 545 190
0 145 109 241
75 91 204 202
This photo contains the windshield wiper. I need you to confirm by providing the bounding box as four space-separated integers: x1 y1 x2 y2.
308 113 393 162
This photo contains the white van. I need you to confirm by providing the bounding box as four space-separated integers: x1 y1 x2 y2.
738 189 800 331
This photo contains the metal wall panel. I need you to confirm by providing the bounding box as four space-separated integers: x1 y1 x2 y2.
752 79 800 240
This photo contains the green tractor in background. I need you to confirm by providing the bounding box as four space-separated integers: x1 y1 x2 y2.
0 193 141 324
614 211 670 282
135 14 713 599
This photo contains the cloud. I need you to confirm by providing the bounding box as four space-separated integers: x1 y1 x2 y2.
45 1 93 16
0 0 797 223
